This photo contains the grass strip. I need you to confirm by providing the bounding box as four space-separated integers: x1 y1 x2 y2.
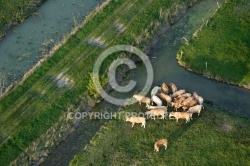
177 0 250 88
70 104 250 165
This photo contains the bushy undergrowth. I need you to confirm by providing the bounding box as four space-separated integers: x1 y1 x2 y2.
87 73 108 100
0 0 46 38
70 104 250 166
177 0 250 87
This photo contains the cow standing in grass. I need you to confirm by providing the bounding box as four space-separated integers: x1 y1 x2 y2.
146 105 167 111
125 116 146 128
154 139 168 152
169 112 192 123
187 105 204 117
133 94 151 107
145 109 167 120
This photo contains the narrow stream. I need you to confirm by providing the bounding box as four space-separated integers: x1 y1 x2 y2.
41 0 250 165
150 0 250 118
0 0 104 88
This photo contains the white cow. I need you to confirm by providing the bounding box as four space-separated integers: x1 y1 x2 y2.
151 86 161 97
187 105 203 116
151 95 162 106
193 92 204 105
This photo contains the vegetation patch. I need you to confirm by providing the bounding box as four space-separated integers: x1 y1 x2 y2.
9 105 81 165
0 0 46 38
177 0 250 88
70 104 250 165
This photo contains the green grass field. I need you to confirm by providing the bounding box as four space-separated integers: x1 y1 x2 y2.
70 104 250 166
0 0 45 38
0 0 198 165
177 0 250 88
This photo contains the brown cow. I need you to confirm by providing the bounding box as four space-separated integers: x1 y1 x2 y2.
181 99 198 110
181 96 194 106
126 116 146 128
169 83 177 93
133 94 151 107
169 112 192 123
161 83 169 94
171 89 185 98
145 109 167 120
146 105 167 111
154 139 168 152
157 92 172 106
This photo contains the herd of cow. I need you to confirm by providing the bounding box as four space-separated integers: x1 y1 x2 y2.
125 82 204 152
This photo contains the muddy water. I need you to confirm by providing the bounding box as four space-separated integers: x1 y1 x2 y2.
41 0 250 165
0 0 104 88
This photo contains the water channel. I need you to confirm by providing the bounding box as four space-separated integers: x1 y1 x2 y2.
0 0 104 88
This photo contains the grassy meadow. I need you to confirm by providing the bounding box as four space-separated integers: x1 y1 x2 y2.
0 0 198 165
0 0 45 38
70 104 250 166
177 0 250 88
